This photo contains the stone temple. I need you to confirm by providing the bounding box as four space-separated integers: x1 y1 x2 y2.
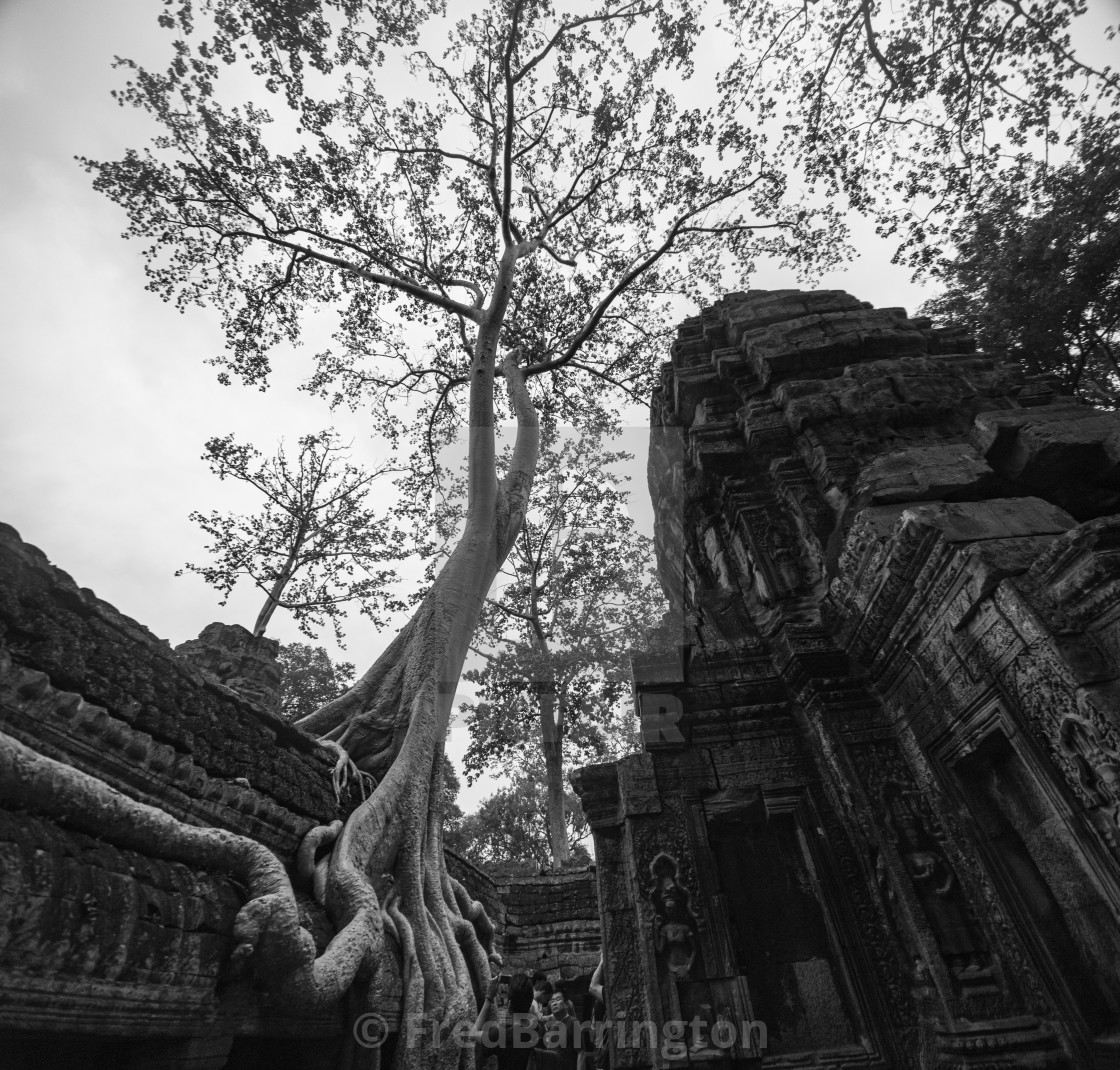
5 289 1120 1068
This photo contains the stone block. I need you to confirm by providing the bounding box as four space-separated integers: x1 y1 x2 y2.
856 444 995 505
972 405 1120 483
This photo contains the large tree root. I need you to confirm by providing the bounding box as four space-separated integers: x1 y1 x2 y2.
0 728 378 1011
315 685 496 1070
0 690 496 1070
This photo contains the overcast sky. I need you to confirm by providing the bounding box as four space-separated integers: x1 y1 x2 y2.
0 0 961 809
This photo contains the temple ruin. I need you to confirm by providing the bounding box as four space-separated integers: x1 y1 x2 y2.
4 289 1120 1067
574 289 1120 1069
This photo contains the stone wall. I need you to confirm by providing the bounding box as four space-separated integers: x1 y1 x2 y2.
575 290 1120 1070
0 521 599 1066
0 523 352 1061
498 869 601 980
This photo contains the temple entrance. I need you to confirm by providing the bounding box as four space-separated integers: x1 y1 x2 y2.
953 731 1120 1036
706 810 857 1056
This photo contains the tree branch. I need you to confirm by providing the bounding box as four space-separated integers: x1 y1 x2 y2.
225 230 484 322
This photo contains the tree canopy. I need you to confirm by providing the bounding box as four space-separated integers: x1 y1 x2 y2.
447 763 592 875
85 0 820 471
178 430 402 642
921 119 1120 405
723 0 1120 273
277 642 357 721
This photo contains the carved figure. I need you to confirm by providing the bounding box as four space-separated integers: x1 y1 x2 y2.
1059 714 1120 824
897 819 983 977
648 853 699 979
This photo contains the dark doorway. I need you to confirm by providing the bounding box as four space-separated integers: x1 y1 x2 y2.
706 811 855 1055
954 732 1117 1034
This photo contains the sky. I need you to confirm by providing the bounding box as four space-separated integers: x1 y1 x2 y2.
0 0 958 811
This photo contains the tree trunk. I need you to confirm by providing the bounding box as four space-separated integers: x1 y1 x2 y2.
253 524 307 637
540 699 571 870
524 555 571 871
282 256 539 1068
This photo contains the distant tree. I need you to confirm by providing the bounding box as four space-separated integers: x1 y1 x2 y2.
457 432 658 870
449 764 591 875
177 431 402 644
723 0 1120 273
441 753 465 846
278 643 356 722
922 122 1120 406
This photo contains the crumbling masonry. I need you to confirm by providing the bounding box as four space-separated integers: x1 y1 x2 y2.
573 289 1120 1070
5 288 1120 1069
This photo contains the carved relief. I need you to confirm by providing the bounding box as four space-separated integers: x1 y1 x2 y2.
893 811 986 979
1059 712 1120 852
648 852 700 981
872 846 935 996
851 744 993 985
815 800 918 1035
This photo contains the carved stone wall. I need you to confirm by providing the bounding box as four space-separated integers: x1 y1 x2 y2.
498 869 601 980
0 523 354 1064
575 290 1120 1070
0 521 599 1067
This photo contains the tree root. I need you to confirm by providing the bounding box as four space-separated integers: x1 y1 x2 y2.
0 728 377 1012
298 819 344 906
318 739 377 801
1 681 495 1070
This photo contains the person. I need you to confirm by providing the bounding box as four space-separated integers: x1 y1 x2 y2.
475 972 537 1070
583 957 608 1070
533 982 581 1070
531 973 554 1017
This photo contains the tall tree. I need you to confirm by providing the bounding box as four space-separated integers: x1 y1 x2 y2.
82 1 818 1058
178 431 401 644
722 0 1120 273
921 120 1120 405
459 432 656 869
278 642 357 722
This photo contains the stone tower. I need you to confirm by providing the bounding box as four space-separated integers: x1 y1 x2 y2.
574 290 1120 1069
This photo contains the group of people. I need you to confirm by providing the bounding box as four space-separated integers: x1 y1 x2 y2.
474 960 606 1070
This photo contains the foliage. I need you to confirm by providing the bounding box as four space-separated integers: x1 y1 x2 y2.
458 431 655 785
176 430 402 643
277 642 356 722
921 121 1120 406
440 753 465 842
447 764 591 875
83 0 825 490
722 0 1120 273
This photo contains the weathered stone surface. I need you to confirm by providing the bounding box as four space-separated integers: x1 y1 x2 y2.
0 524 348 820
498 870 601 978
0 520 602 1062
577 289 1120 1070
0 525 355 1053
855 443 995 505
175 622 282 714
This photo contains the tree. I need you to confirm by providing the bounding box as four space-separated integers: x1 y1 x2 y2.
278 643 356 722
921 120 1120 405
459 431 656 869
447 764 592 876
722 0 1120 273
82 1 817 1060
440 754 466 848
177 431 402 644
